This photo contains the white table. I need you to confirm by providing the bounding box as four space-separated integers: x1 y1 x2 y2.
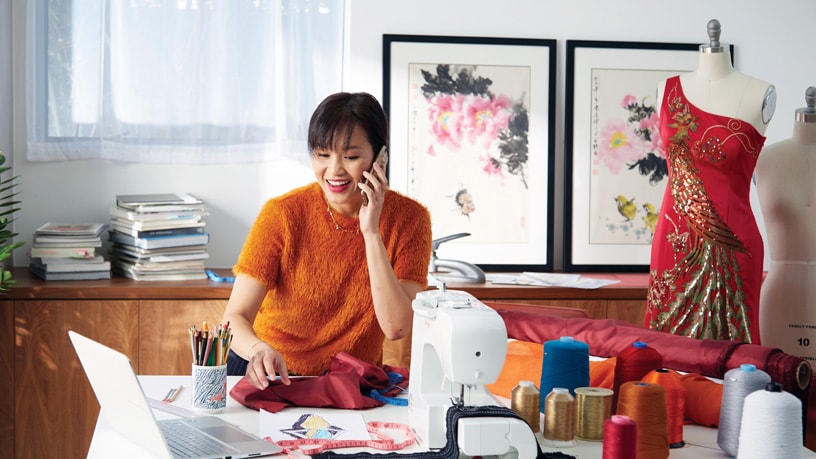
87 375 816 458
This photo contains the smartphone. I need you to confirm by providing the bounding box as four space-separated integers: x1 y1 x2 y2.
361 146 388 206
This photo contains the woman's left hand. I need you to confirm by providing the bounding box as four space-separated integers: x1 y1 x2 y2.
358 161 387 234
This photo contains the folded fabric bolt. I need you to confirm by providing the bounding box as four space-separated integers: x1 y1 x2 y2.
487 339 725 427
486 340 617 398
230 352 408 412
497 310 810 401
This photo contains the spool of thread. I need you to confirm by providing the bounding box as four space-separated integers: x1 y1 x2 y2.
641 368 685 448
511 380 540 433
542 387 577 447
736 382 803 459
717 364 772 456
539 336 590 413
616 381 669 459
612 341 662 414
602 415 637 459
574 387 614 441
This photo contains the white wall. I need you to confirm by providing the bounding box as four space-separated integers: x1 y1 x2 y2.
345 0 816 270
8 0 816 269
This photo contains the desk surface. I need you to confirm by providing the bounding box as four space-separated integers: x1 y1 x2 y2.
88 375 815 458
3 267 648 300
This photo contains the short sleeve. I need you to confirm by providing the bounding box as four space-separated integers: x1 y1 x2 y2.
386 195 432 287
233 199 285 288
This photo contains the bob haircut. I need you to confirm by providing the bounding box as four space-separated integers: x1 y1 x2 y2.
307 92 388 160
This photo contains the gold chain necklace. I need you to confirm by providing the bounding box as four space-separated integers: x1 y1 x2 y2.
326 203 360 235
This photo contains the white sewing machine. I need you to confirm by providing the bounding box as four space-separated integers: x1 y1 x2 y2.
408 286 539 458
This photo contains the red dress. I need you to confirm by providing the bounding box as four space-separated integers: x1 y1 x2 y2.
645 76 765 343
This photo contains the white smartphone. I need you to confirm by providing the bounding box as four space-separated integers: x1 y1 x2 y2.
361 146 388 206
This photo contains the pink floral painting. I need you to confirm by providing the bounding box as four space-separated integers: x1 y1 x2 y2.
407 64 531 243
589 68 674 245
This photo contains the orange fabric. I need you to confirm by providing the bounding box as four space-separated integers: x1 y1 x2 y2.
586 356 723 427
680 373 722 427
487 340 544 398
234 183 432 376
488 339 724 428
486 341 617 398
589 357 616 389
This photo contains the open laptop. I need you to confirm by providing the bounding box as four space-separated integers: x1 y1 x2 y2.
68 330 282 458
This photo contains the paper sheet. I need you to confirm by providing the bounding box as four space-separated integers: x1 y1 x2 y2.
259 409 370 443
486 272 620 289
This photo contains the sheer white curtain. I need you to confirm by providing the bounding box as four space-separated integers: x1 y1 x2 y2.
25 0 345 164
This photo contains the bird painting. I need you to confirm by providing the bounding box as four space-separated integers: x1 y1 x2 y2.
615 195 637 221
642 202 658 233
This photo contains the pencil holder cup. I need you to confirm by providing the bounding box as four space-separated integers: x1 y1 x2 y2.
192 364 227 413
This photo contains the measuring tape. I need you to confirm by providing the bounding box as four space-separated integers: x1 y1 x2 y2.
270 421 415 457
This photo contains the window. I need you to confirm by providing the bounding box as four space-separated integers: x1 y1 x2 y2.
25 0 345 163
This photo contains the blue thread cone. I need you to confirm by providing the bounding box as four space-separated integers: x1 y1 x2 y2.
539 336 590 412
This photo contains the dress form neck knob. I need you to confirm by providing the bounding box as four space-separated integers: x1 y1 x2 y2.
701 19 724 53
796 86 816 123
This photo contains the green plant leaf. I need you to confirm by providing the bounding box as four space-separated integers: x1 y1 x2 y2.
0 151 23 295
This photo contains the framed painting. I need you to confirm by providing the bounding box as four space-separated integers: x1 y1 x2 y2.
383 34 556 272
563 40 727 272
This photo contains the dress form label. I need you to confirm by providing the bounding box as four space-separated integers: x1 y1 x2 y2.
785 322 815 363
761 305 816 363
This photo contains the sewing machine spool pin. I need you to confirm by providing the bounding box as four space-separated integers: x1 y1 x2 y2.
429 233 486 284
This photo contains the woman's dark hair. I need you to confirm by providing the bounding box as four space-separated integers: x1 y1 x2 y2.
307 92 388 158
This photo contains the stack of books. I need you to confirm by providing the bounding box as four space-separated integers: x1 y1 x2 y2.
108 193 210 281
29 222 111 280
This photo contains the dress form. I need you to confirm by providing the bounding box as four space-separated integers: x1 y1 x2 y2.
756 87 816 358
658 19 776 133
645 19 771 343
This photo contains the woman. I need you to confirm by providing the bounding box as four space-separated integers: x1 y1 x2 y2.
222 92 432 390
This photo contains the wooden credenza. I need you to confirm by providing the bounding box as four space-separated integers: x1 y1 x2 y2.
0 268 647 458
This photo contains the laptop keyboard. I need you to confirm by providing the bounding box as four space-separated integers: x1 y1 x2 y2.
160 420 236 458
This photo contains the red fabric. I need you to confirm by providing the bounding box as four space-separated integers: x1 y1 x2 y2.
229 352 408 412
647 76 766 343
497 310 809 404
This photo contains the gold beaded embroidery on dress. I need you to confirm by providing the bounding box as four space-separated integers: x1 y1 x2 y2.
646 77 765 343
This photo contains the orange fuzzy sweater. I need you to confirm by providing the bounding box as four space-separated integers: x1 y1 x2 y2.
234 183 432 375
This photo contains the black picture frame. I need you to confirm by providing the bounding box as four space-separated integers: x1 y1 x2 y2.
383 34 556 272
563 40 728 272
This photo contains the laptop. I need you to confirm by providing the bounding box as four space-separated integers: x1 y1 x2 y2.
68 330 282 458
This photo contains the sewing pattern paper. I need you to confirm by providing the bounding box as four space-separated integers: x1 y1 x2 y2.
259 409 370 443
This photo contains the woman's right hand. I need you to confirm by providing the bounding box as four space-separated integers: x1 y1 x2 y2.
245 341 292 390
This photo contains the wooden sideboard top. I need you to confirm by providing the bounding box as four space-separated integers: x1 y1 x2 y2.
2 267 236 300
0 267 649 301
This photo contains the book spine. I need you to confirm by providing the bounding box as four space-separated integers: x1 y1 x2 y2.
108 231 209 250
30 262 112 273
134 226 205 238
29 247 96 258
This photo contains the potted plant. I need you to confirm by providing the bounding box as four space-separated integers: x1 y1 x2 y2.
0 150 24 292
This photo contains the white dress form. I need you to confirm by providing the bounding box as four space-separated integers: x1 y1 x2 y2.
756 87 816 357
659 19 776 133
